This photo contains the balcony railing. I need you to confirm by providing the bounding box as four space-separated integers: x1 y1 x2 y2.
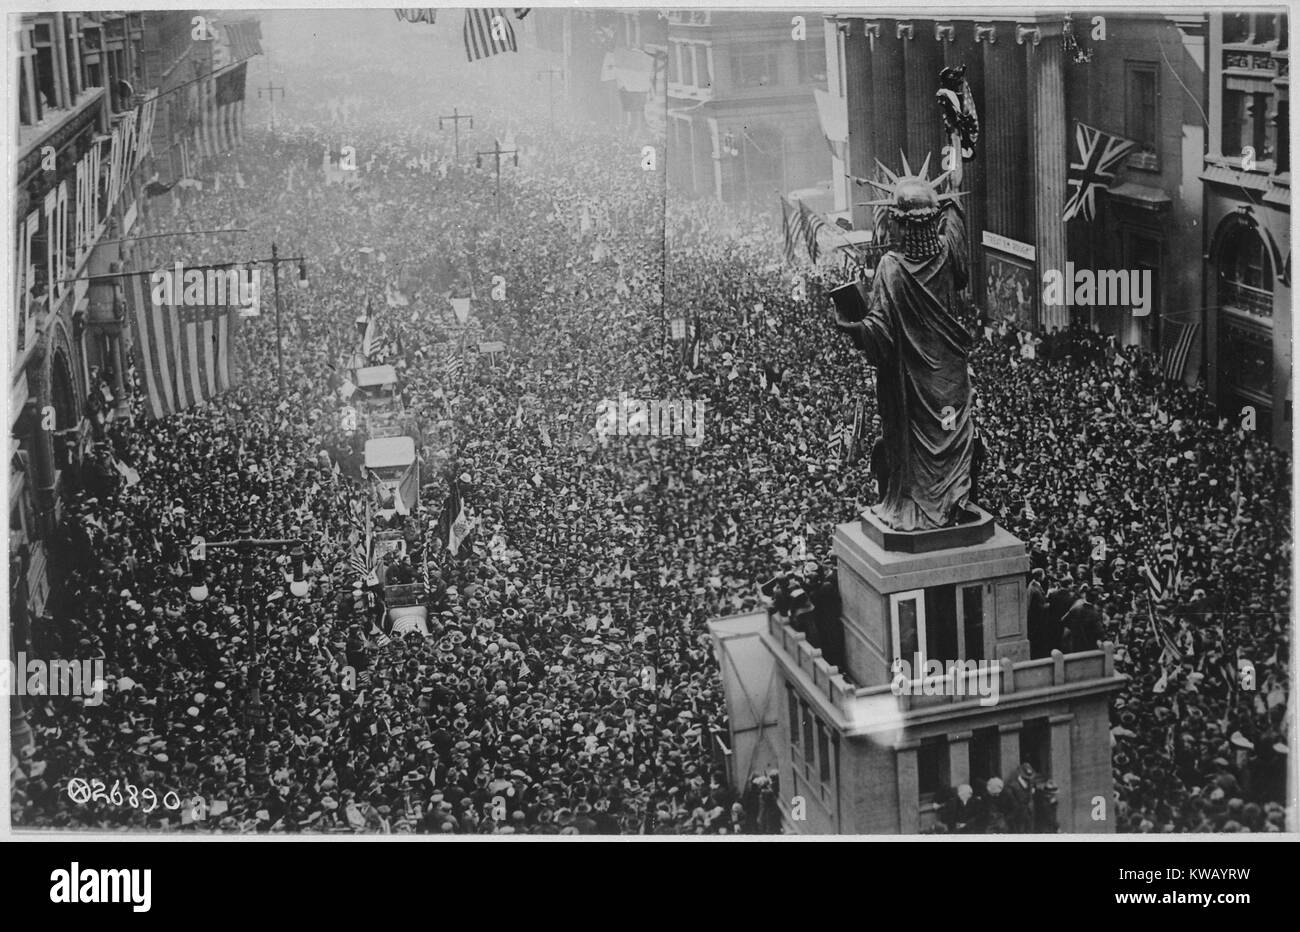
768 613 1121 728
1221 280 1274 319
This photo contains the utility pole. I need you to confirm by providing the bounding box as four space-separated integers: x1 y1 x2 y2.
257 53 285 131
271 242 285 395
535 68 563 130
267 242 309 395
438 106 474 162
196 526 310 788
475 139 519 218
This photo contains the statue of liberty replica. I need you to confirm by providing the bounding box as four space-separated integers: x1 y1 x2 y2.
832 151 979 533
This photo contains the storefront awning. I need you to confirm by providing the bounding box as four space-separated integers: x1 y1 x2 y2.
1107 182 1172 211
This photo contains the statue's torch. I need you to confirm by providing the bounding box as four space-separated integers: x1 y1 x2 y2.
935 64 979 191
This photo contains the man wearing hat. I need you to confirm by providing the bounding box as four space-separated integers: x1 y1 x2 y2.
1002 762 1037 833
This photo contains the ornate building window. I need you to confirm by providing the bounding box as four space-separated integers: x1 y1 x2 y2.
1124 62 1159 171
1221 89 1276 163
1221 324 1273 398
1219 225 1274 319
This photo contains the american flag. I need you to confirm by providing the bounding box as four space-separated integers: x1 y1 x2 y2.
1160 319 1200 383
391 616 426 636
1063 122 1137 223
846 399 864 461
125 272 240 419
827 424 844 462
463 9 524 62
195 62 248 160
780 196 827 265
349 547 377 582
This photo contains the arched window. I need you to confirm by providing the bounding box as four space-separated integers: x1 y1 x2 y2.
1219 226 1274 319
50 349 79 471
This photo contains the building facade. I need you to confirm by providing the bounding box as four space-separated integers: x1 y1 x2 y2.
9 10 258 758
530 9 667 137
1202 10 1290 448
11 10 159 758
827 12 1209 365
664 9 828 205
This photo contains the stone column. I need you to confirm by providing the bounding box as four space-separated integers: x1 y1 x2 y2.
1027 20 1069 331
980 22 1030 243
948 730 974 788
844 20 874 230
51 13 71 109
868 19 907 175
895 741 920 833
901 21 945 170
997 721 1023 781
1049 713 1075 831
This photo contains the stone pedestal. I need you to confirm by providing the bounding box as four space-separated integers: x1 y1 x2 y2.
832 510 1031 689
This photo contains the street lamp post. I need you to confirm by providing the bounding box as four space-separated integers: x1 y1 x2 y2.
188 527 311 789
475 140 519 218
438 107 474 162
257 52 285 132
268 243 310 395
272 243 284 396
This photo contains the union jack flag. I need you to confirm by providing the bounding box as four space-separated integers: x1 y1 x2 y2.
1063 122 1137 223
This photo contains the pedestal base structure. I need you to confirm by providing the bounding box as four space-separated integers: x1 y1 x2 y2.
708 512 1126 835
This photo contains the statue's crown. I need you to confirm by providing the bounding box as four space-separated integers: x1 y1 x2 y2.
859 151 964 223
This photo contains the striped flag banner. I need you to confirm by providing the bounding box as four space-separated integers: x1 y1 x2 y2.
780 196 799 265
350 546 377 583
797 199 828 263
213 61 248 154
390 616 428 636
1146 600 1184 666
464 8 519 62
193 63 248 160
125 272 240 419
779 196 827 264
827 424 843 462
847 399 864 461
1160 319 1200 382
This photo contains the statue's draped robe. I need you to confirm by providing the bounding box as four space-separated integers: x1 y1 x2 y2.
845 205 974 531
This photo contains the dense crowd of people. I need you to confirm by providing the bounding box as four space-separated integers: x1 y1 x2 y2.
10 13 1290 834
